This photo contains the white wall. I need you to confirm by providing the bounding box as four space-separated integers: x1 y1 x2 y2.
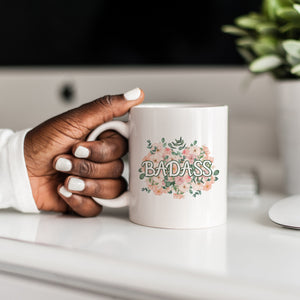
0 67 277 161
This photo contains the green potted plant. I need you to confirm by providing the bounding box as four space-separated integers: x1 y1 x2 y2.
222 0 300 194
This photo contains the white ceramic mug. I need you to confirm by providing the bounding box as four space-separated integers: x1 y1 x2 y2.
88 103 228 229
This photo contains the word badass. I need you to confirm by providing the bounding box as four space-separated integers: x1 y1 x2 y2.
141 159 213 177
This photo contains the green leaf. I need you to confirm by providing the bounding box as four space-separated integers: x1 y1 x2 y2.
255 22 278 34
235 16 261 29
282 40 300 58
214 170 220 175
168 143 175 149
236 37 255 47
221 25 248 36
286 54 300 66
161 138 165 143
294 3 300 14
291 64 300 75
280 22 300 33
293 3 300 14
236 47 255 63
252 37 278 56
139 174 145 180
249 55 283 73
138 168 142 172
262 0 291 21
178 143 186 150
215 177 219 181
277 7 300 21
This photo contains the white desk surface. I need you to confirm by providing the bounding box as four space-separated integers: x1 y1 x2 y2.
0 191 299 300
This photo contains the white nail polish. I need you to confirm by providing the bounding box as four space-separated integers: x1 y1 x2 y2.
124 87 141 100
68 177 85 191
55 158 72 172
74 146 90 158
59 186 72 198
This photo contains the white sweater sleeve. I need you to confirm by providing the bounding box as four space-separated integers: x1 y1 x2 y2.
0 129 40 213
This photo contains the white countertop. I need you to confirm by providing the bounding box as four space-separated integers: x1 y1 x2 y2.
0 190 299 299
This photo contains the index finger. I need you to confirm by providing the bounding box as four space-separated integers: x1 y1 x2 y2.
60 87 144 137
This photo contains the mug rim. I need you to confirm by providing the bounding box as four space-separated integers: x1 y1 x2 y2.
131 103 227 109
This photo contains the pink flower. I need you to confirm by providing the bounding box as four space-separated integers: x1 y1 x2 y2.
203 181 212 191
164 147 172 156
183 174 192 183
209 176 215 184
163 186 171 193
187 153 196 163
182 148 190 156
151 152 164 166
143 153 151 162
205 156 214 163
153 185 164 195
173 193 184 199
147 178 156 188
178 182 190 193
175 176 184 185
189 146 201 156
202 145 210 156
152 173 164 185
191 181 203 191
151 143 164 154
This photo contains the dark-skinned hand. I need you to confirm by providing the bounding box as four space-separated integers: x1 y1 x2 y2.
24 88 144 217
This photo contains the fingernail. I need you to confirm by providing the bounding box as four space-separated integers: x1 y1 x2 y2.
68 177 85 191
55 158 72 172
124 87 141 100
74 146 90 158
59 186 72 198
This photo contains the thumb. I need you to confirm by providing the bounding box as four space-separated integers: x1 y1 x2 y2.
57 87 144 138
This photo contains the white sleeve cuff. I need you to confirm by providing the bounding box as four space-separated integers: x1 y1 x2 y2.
0 129 40 213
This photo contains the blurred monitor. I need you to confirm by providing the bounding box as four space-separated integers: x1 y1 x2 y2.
0 0 261 66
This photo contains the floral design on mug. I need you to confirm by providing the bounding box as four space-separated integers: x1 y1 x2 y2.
138 138 219 198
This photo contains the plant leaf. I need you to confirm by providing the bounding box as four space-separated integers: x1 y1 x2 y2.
236 37 255 47
249 55 283 73
255 21 278 34
221 25 248 36
291 64 300 75
236 47 255 63
235 15 263 29
280 22 300 33
294 3 300 14
262 0 291 21
252 37 278 56
282 40 300 58
277 7 300 21
286 53 300 66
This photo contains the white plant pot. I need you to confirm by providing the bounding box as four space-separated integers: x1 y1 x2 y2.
277 80 300 194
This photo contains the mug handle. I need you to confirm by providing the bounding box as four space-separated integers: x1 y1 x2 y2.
87 120 130 208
